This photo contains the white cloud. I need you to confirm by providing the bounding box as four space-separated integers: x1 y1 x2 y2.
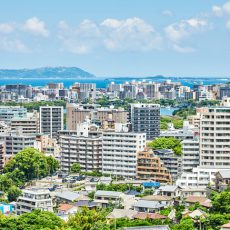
58 19 101 54
165 18 208 42
0 23 14 33
226 20 230 29
173 44 195 53
162 10 173 17
223 1 230 14
23 17 49 37
212 2 230 16
58 17 162 54
101 18 161 52
0 37 29 53
212 5 223 17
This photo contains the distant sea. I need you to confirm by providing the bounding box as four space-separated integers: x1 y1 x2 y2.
0 77 229 88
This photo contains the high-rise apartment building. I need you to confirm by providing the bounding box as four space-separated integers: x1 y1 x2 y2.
10 111 39 135
199 98 230 168
0 106 27 124
0 132 36 161
182 138 200 172
0 142 5 170
39 106 63 138
102 124 146 179
154 149 182 181
66 103 128 130
129 104 160 140
60 135 102 173
60 120 102 172
71 83 96 102
5 84 32 99
137 148 172 183
145 83 160 99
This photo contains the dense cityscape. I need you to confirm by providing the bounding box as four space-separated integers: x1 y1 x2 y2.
0 78 229 229
1 0 230 229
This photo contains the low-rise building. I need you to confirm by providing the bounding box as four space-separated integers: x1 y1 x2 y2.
157 185 181 198
214 170 230 191
181 187 207 198
185 196 212 208
94 190 123 208
132 199 165 213
16 188 53 215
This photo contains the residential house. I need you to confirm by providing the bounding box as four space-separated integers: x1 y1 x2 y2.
185 196 212 208
157 185 181 198
215 170 230 191
132 199 166 213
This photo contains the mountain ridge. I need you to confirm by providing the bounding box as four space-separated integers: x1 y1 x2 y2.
0 67 95 79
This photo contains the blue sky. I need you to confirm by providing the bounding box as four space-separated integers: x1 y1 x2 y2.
0 0 230 77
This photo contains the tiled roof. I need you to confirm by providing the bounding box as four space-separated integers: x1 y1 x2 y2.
185 196 212 208
142 195 172 201
58 203 74 211
134 212 167 220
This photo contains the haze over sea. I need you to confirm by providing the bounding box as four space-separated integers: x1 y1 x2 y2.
0 77 229 88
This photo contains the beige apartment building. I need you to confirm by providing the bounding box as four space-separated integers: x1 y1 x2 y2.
137 148 172 183
66 103 128 130
11 111 39 135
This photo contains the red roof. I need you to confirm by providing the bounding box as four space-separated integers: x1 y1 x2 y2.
58 203 74 211
134 212 167 220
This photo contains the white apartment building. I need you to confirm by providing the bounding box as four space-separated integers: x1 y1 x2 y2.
39 106 63 138
160 121 196 140
182 137 200 172
102 124 146 179
176 167 220 187
16 188 53 215
177 97 230 187
200 98 230 168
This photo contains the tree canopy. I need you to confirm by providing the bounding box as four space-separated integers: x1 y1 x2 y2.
148 137 182 156
3 148 59 183
70 163 81 173
0 210 64 230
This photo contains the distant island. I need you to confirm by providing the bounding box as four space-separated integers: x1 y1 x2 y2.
0 67 95 79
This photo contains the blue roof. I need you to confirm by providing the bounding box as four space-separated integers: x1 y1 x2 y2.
75 200 97 207
125 190 141 196
142 182 160 187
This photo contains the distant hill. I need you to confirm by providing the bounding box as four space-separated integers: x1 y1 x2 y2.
0 67 95 79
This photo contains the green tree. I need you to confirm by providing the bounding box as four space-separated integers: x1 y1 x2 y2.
3 148 59 183
7 186 22 202
0 210 64 230
211 191 230 214
148 137 182 155
172 217 195 230
0 174 13 192
67 207 108 230
202 213 230 230
70 163 81 173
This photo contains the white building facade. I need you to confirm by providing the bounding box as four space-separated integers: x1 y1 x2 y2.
102 125 146 178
